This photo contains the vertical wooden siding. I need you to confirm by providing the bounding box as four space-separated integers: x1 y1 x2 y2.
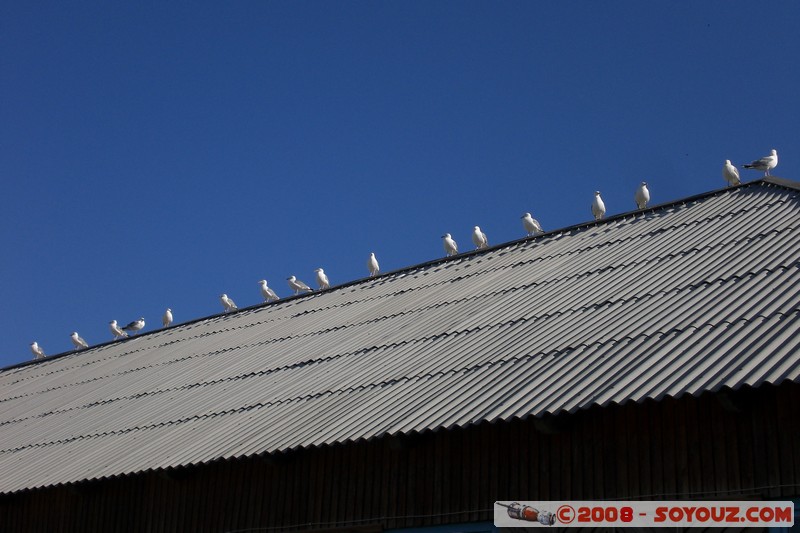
1 382 797 533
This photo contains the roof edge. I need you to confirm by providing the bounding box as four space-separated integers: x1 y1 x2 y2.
4 177 794 372
763 175 800 191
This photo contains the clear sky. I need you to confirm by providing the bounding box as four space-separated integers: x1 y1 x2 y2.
2 1 798 367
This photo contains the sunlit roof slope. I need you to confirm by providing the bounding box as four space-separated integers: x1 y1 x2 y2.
1 177 799 494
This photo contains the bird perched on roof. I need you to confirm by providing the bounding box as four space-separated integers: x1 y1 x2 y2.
287 276 313 294
723 160 741 187
471 226 488 249
30 342 45 360
743 149 778 176
70 332 88 350
367 253 380 277
122 317 145 335
162 308 173 328
220 294 237 313
315 268 330 290
521 213 543 236
591 191 606 220
258 280 279 302
109 320 128 340
442 233 459 256
635 182 650 209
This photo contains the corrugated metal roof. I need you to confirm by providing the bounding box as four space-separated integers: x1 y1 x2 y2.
1 177 799 494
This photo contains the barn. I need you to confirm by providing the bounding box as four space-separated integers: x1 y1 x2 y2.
1 177 798 532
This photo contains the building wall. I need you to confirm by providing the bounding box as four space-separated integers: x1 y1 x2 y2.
1 381 798 533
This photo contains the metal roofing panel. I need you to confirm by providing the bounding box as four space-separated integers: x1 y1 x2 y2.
1 178 800 494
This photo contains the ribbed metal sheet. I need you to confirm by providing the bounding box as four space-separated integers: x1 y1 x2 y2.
1 178 800 494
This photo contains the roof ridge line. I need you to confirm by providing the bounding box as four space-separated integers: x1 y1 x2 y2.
4 178 795 371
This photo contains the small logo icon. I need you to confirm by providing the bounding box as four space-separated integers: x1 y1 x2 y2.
496 502 556 526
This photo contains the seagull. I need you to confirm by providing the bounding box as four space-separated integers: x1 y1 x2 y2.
315 268 330 290
122 317 145 334
258 280 279 302
220 294 238 313
723 160 741 186
521 213 543 236
442 233 459 256
471 226 488 249
591 191 606 220
287 275 313 294
109 320 128 340
70 332 88 350
635 182 650 209
162 308 173 328
743 149 778 176
30 342 45 360
367 253 380 277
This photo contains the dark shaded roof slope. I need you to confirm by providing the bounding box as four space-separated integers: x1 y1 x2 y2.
1 178 800 494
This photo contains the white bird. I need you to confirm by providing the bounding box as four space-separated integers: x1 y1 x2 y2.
220 294 238 313
30 342 45 360
122 317 145 334
287 275 313 294
521 213 543 236
471 226 489 249
442 233 459 256
70 332 88 350
591 191 606 220
743 149 778 176
367 253 380 277
162 308 173 328
109 320 128 340
723 160 741 186
315 268 330 290
635 182 650 209
258 280 279 302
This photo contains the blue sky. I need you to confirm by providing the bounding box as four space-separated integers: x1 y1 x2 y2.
2 1 799 367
